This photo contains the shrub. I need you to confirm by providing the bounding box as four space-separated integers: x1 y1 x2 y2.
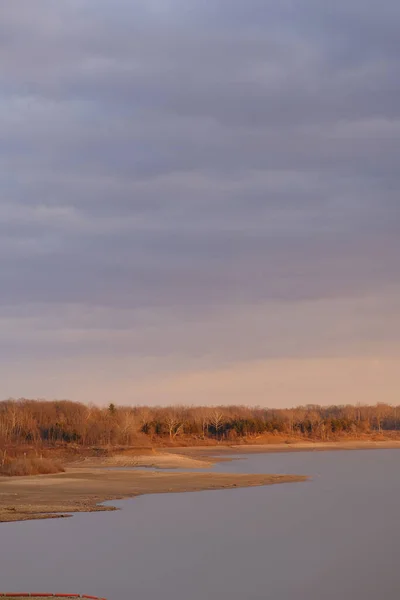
0 457 65 477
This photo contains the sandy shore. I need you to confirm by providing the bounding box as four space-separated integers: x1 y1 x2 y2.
170 440 400 457
71 451 213 469
0 467 306 523
3 440 396 524
65 441 400 472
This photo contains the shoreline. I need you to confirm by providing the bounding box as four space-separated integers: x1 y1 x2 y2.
70 451 214 470
0 468 307 524
169 440 400 458
2 440 399 525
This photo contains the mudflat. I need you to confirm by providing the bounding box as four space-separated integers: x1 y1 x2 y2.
0 468 306 523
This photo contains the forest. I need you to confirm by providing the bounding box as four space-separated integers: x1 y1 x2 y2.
1 398 400 448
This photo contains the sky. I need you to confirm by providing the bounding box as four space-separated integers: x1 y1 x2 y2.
1 0 399 407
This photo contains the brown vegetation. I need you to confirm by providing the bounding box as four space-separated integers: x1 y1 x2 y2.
0 456 65 477
1 399 400 454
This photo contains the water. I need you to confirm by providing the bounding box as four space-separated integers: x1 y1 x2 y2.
1 449 400 600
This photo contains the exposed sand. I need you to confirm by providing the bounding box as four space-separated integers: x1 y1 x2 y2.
4 440 395 525
71 451 212 469
0 467 307 523
169 440 400 457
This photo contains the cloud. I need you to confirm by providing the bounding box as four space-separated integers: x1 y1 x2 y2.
1 0 399 403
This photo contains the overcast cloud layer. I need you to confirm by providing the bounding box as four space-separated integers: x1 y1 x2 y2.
1 0 399 405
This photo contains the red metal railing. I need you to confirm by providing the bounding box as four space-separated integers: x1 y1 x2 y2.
0 595 107 599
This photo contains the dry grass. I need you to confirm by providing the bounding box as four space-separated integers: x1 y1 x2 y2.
73 451 212 469
0 457 65 477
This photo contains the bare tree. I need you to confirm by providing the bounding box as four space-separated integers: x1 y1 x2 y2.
165 410 184 440
117 410 138 445
210 410 224 439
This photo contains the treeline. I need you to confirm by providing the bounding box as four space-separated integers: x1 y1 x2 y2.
1 399 400 448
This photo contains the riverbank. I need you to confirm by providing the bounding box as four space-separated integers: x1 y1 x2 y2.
3 440 398 524
63 439 400 470
0 467 307 523
169 439 400 458
70 451 213 469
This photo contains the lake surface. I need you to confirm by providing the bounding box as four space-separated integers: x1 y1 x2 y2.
1 449 400 600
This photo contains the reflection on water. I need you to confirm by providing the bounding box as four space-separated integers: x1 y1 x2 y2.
1 450 400 600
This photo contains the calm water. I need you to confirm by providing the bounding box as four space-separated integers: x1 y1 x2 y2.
1 450 400 600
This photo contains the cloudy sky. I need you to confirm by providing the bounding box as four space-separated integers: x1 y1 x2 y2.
1 0 399 406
